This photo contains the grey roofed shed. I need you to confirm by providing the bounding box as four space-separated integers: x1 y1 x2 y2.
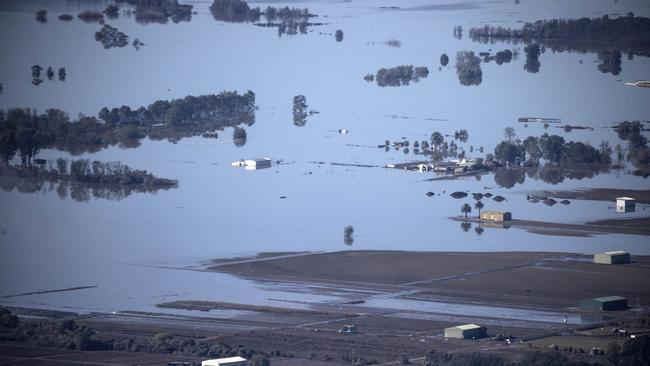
580 296 628 311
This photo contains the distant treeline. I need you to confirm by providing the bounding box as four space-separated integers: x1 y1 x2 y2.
209 0 323 36
0 308 262 358
210 0 311 23
0 159 177 202
469 14 650 55
116 0 193 24
0 91 256 161
73 1 192 24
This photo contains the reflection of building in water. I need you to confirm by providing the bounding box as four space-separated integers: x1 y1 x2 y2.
616 197 635 213
481 221 511 229
480 210 512 222
231 158 272 170
593 250 630 265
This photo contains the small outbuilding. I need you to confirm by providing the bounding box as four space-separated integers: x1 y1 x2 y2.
244 158 272 170
444 324 487 339
580 296 628 311
593 251 630 265
201 357 248 366
480 210 512 222
616 197 636 213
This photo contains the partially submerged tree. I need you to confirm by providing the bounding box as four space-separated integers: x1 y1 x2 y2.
461 203 472 218
344 225 354 245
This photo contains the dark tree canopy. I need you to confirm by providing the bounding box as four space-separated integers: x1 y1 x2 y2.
440 53 449 67
456 51 482 86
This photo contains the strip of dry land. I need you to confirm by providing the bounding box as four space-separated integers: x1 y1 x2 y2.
540 188 650 204
451 216 650 236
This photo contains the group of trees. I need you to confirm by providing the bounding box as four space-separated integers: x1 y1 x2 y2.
77 10 105 23
524 44 541 73
210 0 309 23
469 14 650 50
487 127 615 187
597 50 622 75
292 95 308 127
615 121 650 177
454 129 469 143
374 65 429 87
0 159 177 202
35 10 47 23
31 65 66 86
0 308 271 361
456 51 482 86
483 49 514 65
115 0 193 24
95 24 129 49
0 91 256 161
468 15 650 76
493 128 611 168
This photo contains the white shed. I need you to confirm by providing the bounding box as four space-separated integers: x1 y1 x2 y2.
616 197 635 213
244 158 272 170
202 356 248 366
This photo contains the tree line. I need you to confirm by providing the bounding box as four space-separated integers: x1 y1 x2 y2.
0 91 256 162
210 0 311 23
468 14 650 50
115 0 193 24
0 159 177 202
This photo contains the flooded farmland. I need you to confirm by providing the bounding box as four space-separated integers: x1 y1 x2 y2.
1 1 650 364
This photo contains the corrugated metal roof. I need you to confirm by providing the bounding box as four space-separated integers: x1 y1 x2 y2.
616 197 635 200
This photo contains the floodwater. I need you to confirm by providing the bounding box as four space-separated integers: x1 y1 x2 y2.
1 0 650 315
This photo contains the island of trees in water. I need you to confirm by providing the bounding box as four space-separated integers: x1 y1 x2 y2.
468 15 650 75
210 0 324 37
365 65 429 87
483 122 649 187
383 121 648 188
31 65 66 86
0 159 177 202
74 1 193 24
0 91 256 161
